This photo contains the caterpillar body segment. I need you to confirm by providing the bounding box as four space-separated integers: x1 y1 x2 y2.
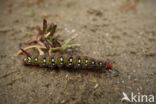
23 54 112 71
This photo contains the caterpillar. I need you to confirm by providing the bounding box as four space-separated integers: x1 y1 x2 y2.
21 49 112 71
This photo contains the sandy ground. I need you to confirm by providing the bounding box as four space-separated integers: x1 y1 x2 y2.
0 0 156 104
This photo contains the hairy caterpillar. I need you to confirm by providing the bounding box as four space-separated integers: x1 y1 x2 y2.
21 49 112 71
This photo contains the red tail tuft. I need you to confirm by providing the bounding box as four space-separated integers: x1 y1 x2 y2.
106 63 112 69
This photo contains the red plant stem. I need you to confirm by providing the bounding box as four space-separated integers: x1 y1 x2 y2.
26 39 38 45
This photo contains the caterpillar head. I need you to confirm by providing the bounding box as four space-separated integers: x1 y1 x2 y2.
23 56 32 66
20 48 32 66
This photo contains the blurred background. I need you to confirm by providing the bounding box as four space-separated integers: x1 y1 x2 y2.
0 0 156 104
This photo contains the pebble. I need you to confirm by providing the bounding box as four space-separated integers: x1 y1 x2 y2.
64 28 76 34
121 80 125 83
133 70 136 73
65 74 68 78
71 29 76 33
128 75 131 80
94 84 99 89
105 33 109 37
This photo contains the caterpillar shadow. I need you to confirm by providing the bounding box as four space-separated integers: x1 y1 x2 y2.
45 67 119 77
